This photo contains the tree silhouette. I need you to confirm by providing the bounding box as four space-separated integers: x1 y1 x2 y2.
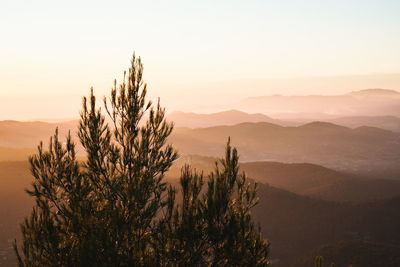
14 54 269 266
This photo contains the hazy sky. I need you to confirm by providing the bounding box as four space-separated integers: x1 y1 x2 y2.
1 0 400 120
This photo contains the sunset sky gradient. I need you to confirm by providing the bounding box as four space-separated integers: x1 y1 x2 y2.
1 0 400 119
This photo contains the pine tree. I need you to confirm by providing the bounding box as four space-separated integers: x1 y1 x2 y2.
14 54 269 266
314 256 336 267
156 140 269 266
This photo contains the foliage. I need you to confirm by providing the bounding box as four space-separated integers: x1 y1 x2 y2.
14 54 269 266
314 256 335 267
156 141 269 266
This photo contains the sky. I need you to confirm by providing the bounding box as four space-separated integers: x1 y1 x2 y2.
1 0 400 120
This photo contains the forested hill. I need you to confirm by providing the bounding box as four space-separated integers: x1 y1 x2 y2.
170 122 400 178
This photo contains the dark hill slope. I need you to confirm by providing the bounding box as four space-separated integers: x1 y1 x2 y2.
241 161 400 202
0 161 34 266
0 146 35 161
167 155 400 202
290 240 400 267
254 184 400 264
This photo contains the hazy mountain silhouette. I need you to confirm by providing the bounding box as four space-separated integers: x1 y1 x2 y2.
167 110 289 128
169 109 400 133
0 120 78 148
328 115 400 132
349 88 400 97
235 89 400 119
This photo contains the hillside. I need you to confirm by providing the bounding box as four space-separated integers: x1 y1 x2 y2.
2 119 400 179
241 161 400 202
168 155 400 202
290 240 400 267
0 147 36 161
329 115 400 132
170 122 400 178
254 185 400 265
0 161 33 266
0 120 78 148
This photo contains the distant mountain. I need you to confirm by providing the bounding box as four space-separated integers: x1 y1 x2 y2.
2 119 400 178
349 88 400 97
235 89 400 119
0 120 78 148
167 110 288 128
329 115 400 132
169 122 400 178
